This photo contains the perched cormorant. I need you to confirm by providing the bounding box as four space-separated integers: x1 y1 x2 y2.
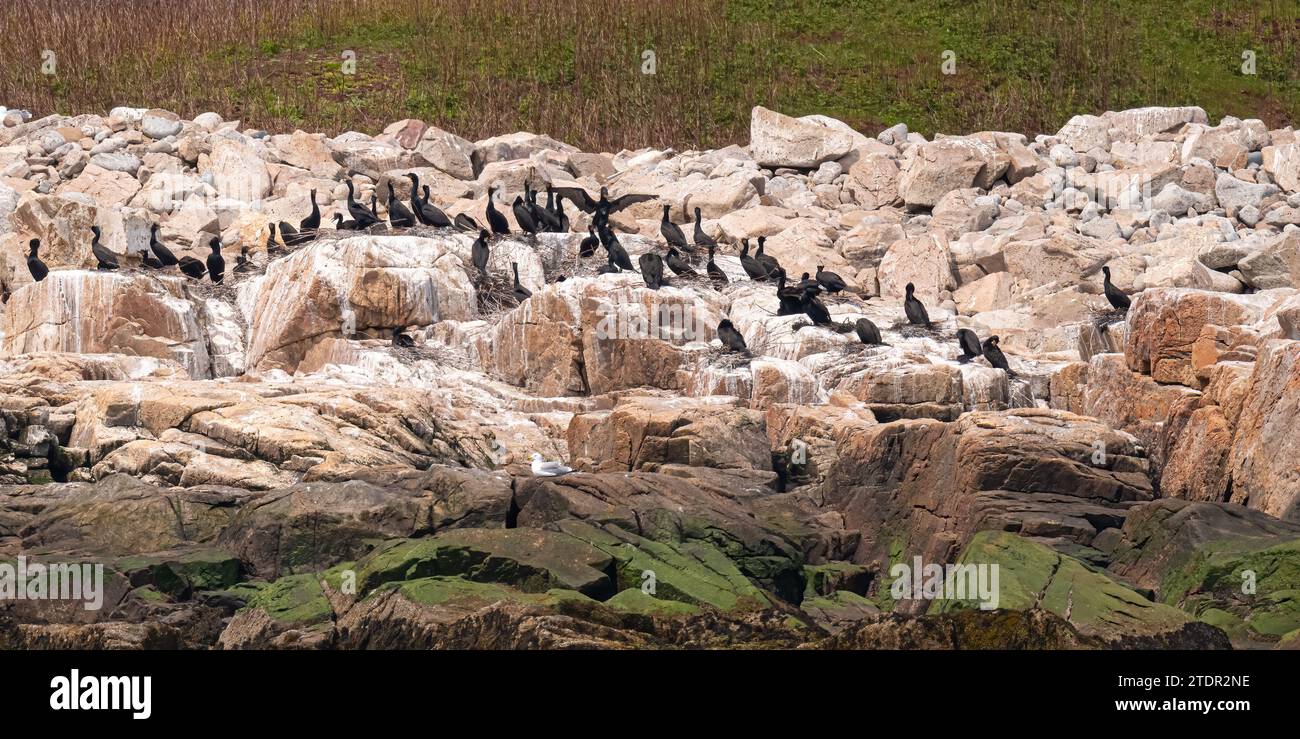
486 186 510 235
550 186 653 230
90 226 118 270
1101 266 1131 312
800 286 833 326
660 205 689 250
386 182 416 228
139 248 163 270
815 264 846 293
706 245 728 288
234 246 256 274
511 262 532 302
279 221 310 247
665 246 696 277
602 227 635 272
904 283 931 328
300 189 321 232
692 207 717 250
596 249 621 275
717 319 750 356
416 186 453 228
512 196 539 235
345 180 379 228
453 212 481 232
855 317 883 345
957 328 982 362
178 255 206 280
553 195 570 232
408 174 434 226
150 224 179 266
332 213 358 231
471 229 490 278
206 238 225 284
26 239 47 282
524 185 546 226
392 327 415 347
534 186 563 232
755 237 781 278
739 239 768 280
797 272 820 293
639 252 665 290
775 271 803 316
983 335 1011 373
579 227 599 258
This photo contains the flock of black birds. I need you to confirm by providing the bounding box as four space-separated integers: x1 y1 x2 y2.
26 224 227 285
19 174 1137 370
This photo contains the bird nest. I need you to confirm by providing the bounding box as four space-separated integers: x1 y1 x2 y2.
702 344 753 369
890 321 948 340
475 273 528 317
1090 307 1128 330
387 340 475 371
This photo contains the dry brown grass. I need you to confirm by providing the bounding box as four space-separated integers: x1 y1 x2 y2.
0 0 778 149
0 0 1296 150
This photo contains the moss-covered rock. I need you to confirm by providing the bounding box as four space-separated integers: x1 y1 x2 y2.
556 520 770 612
934 531 1225 645
353 528 614 598
1107 499 1300 645
115 548 242 597
242 573 332 628
801 590 880 633
604 588 701 616
803 561 873 599
389 576 591 610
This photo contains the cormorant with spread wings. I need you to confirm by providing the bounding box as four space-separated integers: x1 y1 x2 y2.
550 185 654 229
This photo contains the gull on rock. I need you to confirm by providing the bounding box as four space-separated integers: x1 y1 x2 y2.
530 453 573 477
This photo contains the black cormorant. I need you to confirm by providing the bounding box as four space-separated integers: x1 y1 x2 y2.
904 283 931 328
983 335 1011 373
706 245 728 289
957 328 982 362
486 186 510 235
511 262 532 302
855 318 883 345
26 239 47 282
471 229 490 278
717 319 750 356
1102 266 1131 312
816 264 846 293
639 252 665 290
90 226 118 270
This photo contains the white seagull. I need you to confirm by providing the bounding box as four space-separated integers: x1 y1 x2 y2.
530 452 574 477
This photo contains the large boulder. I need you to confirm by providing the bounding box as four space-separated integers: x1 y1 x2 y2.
823 408 1153 588
199 137 271 203
566 396 770 472
487 273 726 396
876 232 956 301
1124 288 1275 387
1 271 215 378
1262 141 1300 193
748 106 857 169
243 235 477 371
898 137 1009 209
1107 499 1300 645
1238 231 1300 289
1229 340 1300 522
937 531 1227 646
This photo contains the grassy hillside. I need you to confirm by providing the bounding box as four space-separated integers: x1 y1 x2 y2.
1 0 1296 150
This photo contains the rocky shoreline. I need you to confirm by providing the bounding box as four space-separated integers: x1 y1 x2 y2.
0 103 1297 649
